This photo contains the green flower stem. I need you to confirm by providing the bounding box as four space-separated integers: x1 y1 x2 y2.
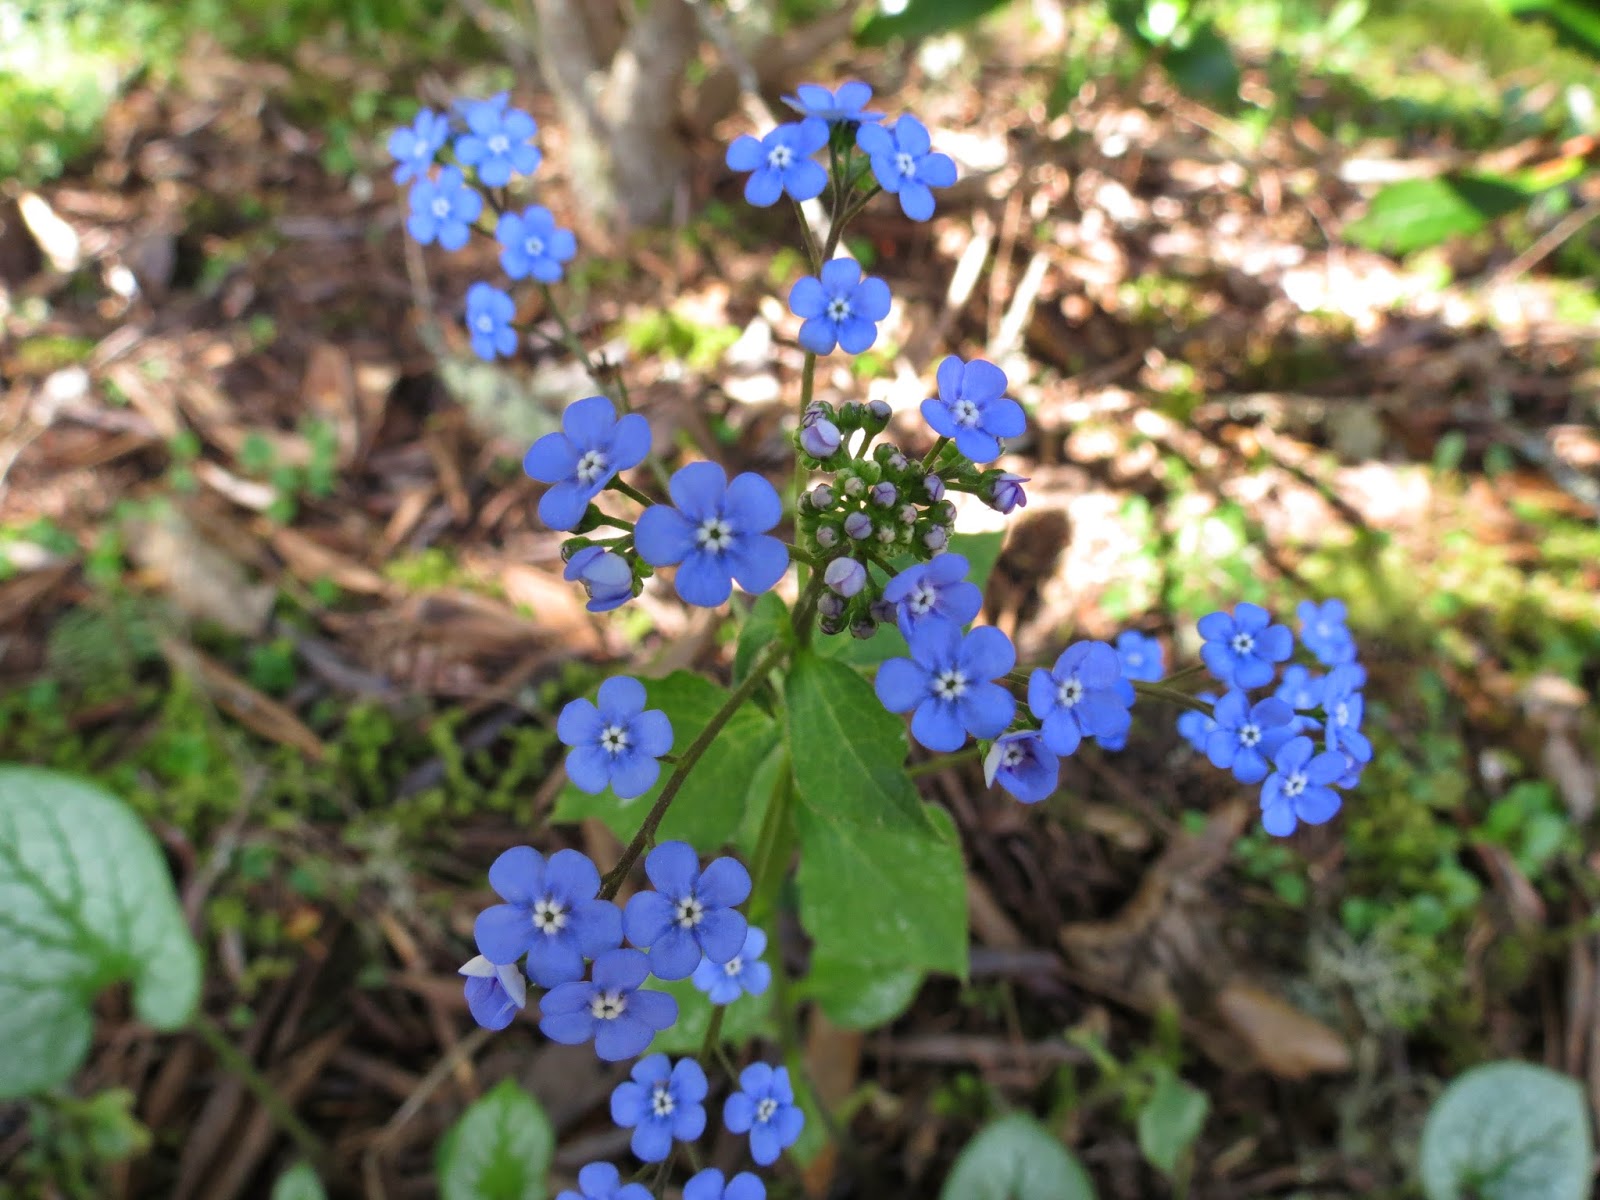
922 436 950 471
791 567 827 650
1131 681 1216 716
798 351 817 424
1160 663 1213 689
610 478 655 508
792 199 823 272
908 746 983 777
600 639 792 899
588 514 635 532
784 542 821 570
192 1012 328 1170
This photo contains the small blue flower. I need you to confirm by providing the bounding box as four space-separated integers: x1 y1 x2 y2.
783 81 882 124
1197 603 1293 690
1176 693 1219 752
789 258 892 355
610 1054 708 1163
388 108 449 184
692 925 771 1005
558 676 674 799
1298 598 1357 666
635 462 789 608
1028 641 1132 757
985 730 1059 804
539 948 677 1061
465 283 517 361
458 951 527 1030
1321 664 1372 763
1206 690 1295 784
565 546 634 613
455 99 540 186
523 396 652 531
684 1170 765 1200
882 555 983 640
921 356 1026 463
1093 678 1138 751
623 841 751 980
1260 735 1347 836
407 167 482 251
876 623 1016 752
557 1162 652 1200
474 845 623 984
1115 630 1165 683
725 119 829 206
987 472 1029 514
855 114 957 221
1275 664 1325 734
496 206 577 282
724 1063 804 1166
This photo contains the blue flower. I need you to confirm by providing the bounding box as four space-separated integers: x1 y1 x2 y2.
882 555 983 640
407 167 482 251
473 846 622 984
692 925 771 1005
609 1054 708 1163
724 1063 804 1166
1176 693 1219 752
557 1162 652 1200
875 623 1016 752
1028 641 1132 756
684 1170 766 1200
987 473 1029 514
984 730 1059 804
1321 664 1372 763
1274 664 1325 733
388 108 449 184
455 100 540 186
634 462 789 607
496 206 577 282
540 948 676 1061
789 258 892 355
458 951 527 1030
1298 598 1357 666
1197 603 1293 690
1093 678 1137 751
725 120 829 206
920 356 1026 463
1115 630 1165 683
1206 690 1295 784
783 81 882 124
565 546 634 612
523 396 652 531
1260 735 1347 836
855 115 957 221
623 841 751 980
558 676 674 799
465 283 517 361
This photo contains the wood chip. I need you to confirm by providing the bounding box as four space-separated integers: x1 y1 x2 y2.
1213 981 1351 1080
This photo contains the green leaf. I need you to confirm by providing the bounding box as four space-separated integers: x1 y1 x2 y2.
804 951 923 1030
437 1079 554 1200
1137 1067 1209 1176
1164 22 1240 106
1497 0 1600 57
0 767 202 1100
940 1114 1098 1200
856 0 1011 46
1345 175 1533 254
949 530 1006 593
271 1163 328 1200
552 672 778 852
648 974 776 1055
734 592 792 686
1419 1061 1593 1200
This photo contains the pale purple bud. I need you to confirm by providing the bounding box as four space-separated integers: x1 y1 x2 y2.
988 473 1030 515
843 476 865 497
869 598 897 624
923 525 949 552
815 525 840 549
824 557 867 598
924 474 945 502
819 614 845 636
870 481 897 507
899 504 919 526
799 417 842 459
809 483 835 509
817 592 847 619
885 450 908 472
563 546 633 612
865 398 892 426
844 512 873 540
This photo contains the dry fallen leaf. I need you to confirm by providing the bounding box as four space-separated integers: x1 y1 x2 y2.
124 506 276 636
1213 980 1351 1080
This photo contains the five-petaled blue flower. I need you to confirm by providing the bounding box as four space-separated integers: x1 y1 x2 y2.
623 841 751 980
692 925 771 1005
1029 641 1133 757
724 1063 805 1166
921 356 1026 463
725 120 829 206
558 676 674 799
789 258 892 355
1206 690 1295 784
557 1162 653 1200
1275 664 1325 733
1177 693 1219 753
473 845 622 985
684 1170 766 1200
465 282 517 361
455 99 540 187
407 167 482 251
856 114 957 221
876 623 1016 752
882 554 983 641
610 1054 708 1163
783 81 882 124
387 108 449 184
1115 630 1165 683
539 947 676 1061
985 730 1059 804
458 950 527 1030
634 462 788 608
1197 603 1293 690
497 205 577 282
1298 598 1357 666
565 546 634 613
1320 664 1372 763
1260 735 1347 836
523 395 652 531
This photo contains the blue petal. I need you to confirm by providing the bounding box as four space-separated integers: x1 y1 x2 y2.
1028 668 1058 721
1261 798 1297 837
540 1009 596 1045
749 1123 782 1166
525 936 585 987
624 890 676 947
626 987 677 1031
911 699 966 751
609 751 661 800
608 412 652 470
697 857 752 908
649 926 702 980
836 315 879 354
953 427 1002 463
745 167 784 207
635 505 697 567
597 675 646 721
675 550 734 608
785 159 827 201
563 395 620 449
819 257 862 292
488 844 546 902
724 472 782 533
918 152 957 187
474 904 534 964
798 317 838 354
523 432 579 484
898 182 935 221
793 116 830 153
958 682 1015 738
982 397 1027 438
726 135 763 171
875 658 928 713
921 397 959 439
573 899 623 957
789 275 826 318
645 840 700 897
631 1120 673 1163
631 709 674 757
696 908 748 964
667 460 727 519
856 123 893 155
565 744 613 794
853 276 892 320
895 115 932 155
959 626 1016 679
538 481 593 532
595 1015 653 1061
464 975 518 1030
592 947 650 991
1297 785 1342 825
611 1079 648 1126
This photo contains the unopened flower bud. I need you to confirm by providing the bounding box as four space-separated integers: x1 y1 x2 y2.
987 472 1029 515
933 500 957 524
824 557 867 598
923 474 945 502
843 476 865 497
923 525 949 552
869 481 897 507
808 483 835 510
819 613 845 636
850 617 877 640
865 398 892 429
870 598 897 624
799 417 842 459
875 524 896 544
844 512 873 540
563 545 634 613
817 592 847 619
815 524 840 549
899 504 919 526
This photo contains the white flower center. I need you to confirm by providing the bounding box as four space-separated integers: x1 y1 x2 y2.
1001 743 1025 768
696 516 735 552
755 1097 779 1123
1230 631 1256 655
952 399 980 427
600 724 630 755
932 668 968 701
1283 771 1307 798
674 896 705 929
1056 678 1083 709
895 151 916 177
488 134 509 155
590 989 627 1020
651 1085 675 1117
1239 722 1261 748
523 235 545 257
476 314 495 333
908 582 938 615
431 197 452 218
826 296 853 322
532 897 568 934
1333 701 1349 726
723 956 744 977
575 449 609 484
767 144 794 170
